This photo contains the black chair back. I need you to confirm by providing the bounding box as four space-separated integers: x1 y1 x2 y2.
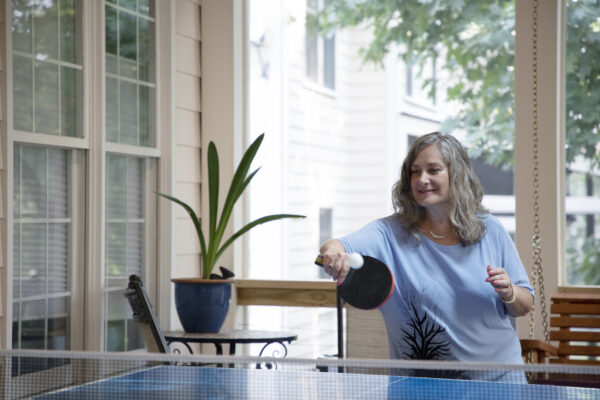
123 274 169 353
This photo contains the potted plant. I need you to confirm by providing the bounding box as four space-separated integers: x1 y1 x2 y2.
159 133 305 332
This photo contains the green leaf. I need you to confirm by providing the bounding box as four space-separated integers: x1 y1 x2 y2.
212 134 264 261
207 142 219 244
157 193 208 269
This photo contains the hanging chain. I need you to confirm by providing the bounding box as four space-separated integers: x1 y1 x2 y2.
528 0 550 346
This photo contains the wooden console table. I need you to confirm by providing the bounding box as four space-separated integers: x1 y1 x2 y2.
234 279 344 359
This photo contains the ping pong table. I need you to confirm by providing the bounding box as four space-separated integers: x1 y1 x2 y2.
33 364 600 399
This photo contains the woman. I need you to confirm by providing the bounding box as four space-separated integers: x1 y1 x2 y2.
320 132 534 382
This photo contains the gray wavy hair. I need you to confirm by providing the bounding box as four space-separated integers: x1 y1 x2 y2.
392 132 488 246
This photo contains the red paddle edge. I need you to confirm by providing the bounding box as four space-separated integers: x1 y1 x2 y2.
377 275 395 309
361 263 395 310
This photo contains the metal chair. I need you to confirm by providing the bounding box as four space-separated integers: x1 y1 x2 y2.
123 274 169 353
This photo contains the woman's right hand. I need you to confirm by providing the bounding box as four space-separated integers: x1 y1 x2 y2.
320 239 352 284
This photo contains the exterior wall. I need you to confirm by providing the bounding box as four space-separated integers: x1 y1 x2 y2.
170 0 203 329
173 0 203 279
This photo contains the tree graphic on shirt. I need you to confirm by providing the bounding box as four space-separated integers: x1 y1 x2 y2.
400 301 469 380
401 302 451 360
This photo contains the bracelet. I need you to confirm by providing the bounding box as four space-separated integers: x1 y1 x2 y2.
501 283 517 304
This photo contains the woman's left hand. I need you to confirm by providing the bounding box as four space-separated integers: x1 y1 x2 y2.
485 265 514 302
485 265 534 316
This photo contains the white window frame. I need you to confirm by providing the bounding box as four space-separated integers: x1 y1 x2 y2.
404 57 437 109
304 0 336 92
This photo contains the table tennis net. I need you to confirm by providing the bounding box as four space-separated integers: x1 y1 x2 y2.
1 350 599 399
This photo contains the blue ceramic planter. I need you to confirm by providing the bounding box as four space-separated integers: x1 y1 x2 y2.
172 279 233 333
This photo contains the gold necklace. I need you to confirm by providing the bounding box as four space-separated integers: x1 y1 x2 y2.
422 221 453 239
428 230 451 240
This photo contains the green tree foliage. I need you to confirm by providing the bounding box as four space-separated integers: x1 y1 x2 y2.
314 0 600 170
567 233 600 285
565 1 600 170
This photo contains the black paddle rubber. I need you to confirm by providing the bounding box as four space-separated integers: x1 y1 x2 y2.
315 254 394 310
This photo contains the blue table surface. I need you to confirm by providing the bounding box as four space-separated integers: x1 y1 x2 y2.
35 365 600 400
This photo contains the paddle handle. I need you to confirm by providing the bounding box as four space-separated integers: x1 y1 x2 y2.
315 253 364 269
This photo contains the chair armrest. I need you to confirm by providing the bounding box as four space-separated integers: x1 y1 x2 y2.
520 339 558 363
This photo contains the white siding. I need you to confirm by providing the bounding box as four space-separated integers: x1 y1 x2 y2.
173 0 203 279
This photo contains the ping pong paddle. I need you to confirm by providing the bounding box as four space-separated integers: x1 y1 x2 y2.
315 253 394 310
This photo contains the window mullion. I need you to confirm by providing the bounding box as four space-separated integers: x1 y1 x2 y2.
116 6 121 144
30 3 36 134
17 146 23 350
82 0 107 351
136 13 140 146
45 148 50 350
58 0 62 136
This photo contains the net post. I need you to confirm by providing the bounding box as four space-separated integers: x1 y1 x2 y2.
336 286 344 372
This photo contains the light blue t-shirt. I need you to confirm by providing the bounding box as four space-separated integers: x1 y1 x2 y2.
339 214 534 381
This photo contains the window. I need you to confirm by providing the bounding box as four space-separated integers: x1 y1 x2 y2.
105 0 155 146
565 170 600 285
9 0 161 356
306 0 335 90
11 0 82 137
103 0 157 352
105 155 150 351
564 0 600 286
405 58 437 107
11 0 83 355
12 146 76 352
